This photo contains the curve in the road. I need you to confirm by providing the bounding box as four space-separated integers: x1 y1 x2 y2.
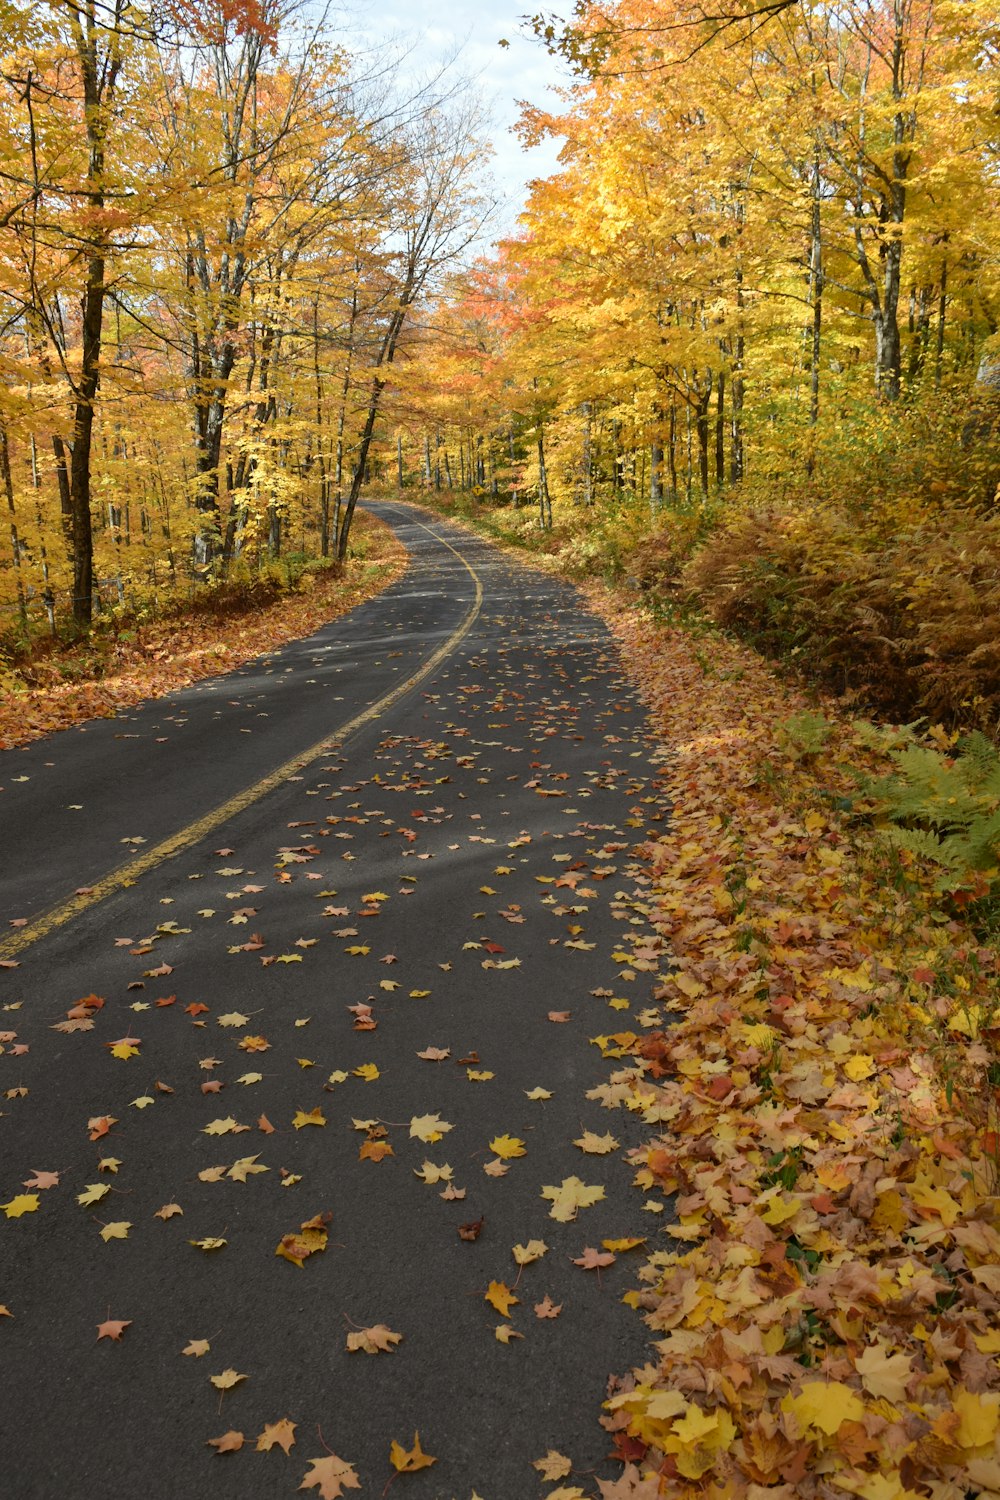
0 511 483 966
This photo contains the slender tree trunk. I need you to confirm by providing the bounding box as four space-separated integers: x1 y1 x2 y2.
935 254 948 389
1 425 27 628
696 378 712 498
808 144 824 435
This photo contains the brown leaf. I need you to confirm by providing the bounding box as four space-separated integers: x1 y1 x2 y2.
207 1431 245 1455
345 1323 402 1355
534 1295 562 1319
572 1247 616 1270
96 1318 132 1342
23 1170 59 1190
458 1217 484 1241
256 1418 297 1455
298 1453 361 1497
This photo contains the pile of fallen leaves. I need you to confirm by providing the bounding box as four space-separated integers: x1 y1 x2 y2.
0 513 406 751
587 601 1000 1500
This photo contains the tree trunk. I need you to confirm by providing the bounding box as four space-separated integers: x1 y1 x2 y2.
0 425 27 628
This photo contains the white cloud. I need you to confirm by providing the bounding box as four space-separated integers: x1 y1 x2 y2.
329 0 568 230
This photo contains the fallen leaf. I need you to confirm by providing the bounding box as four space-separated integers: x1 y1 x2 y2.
489 1134 526 1160
574 1131 619 1155
77 1183 110 1208
292 1108 326 1129
572 1247 616 1270
534 1451 573 1481
96 1318 131 1341
202 1117 246 1136
275 1212 330 1267
389 1432 436 1474
513 1240 548 1265
298 1453 361 1496
495 1324 524 1344
22 1171 59 1191
345 1324 402 1354
458 1217 484 1242
154 1203 183 1220
541 1177 606 1222
207 1430 245 1454
484 1281 519 1317
209 1368 248 1391
100 1221 131 1242
257 1418 297 1455
183 1338 210 1357
409 1113 453 1143
534 1295 562 1318
413 1161 452 1184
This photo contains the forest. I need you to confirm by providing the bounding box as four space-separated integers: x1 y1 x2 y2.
1 0 999 730
0 0 489 635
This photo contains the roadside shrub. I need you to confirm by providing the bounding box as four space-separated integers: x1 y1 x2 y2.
681 504 1000 733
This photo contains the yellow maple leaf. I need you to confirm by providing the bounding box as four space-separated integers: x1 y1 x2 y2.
292 1108 327 1129
210 1368 247 1391
227 1155 268 1182
388 1432 436 1473
953 1388 1000 1448
77 1183 110 1207
409 1113 453 1143
541 1177 606 1222
525 1086 552 1100
782 1380 865 1436
353 1064 379 1082
494 1324 524 1344
2 1194 39 1219
910 1173 962 1226
512 1240 548 1265
854 1343 913 1403
843 1053 875 1081
202 1117 242 1136
489 1134 526 1159
413 1161 452 1184
533 1451 572 1481
485 1280 519 1317
100 1221 131 1241
573 1130 619 1154
345 1324 402 1354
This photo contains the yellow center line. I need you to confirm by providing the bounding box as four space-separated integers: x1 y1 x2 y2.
0 513 483 964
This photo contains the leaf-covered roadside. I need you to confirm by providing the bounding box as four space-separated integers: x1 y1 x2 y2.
0 513 407 752
588 597 1000 1500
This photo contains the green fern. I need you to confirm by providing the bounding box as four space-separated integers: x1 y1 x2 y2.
856 724 1000 895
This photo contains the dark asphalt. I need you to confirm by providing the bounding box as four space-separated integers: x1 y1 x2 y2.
0 504 673 1500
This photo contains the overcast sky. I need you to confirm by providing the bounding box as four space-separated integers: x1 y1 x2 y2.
332 0 569 231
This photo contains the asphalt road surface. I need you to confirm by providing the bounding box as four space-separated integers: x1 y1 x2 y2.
0 503 673 1500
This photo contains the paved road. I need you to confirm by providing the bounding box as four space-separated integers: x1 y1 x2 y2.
0 504 671 1500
